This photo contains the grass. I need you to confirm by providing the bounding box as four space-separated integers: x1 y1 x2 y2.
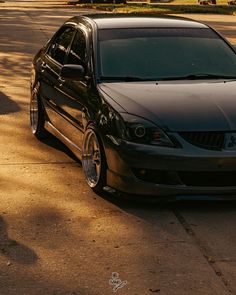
76 2 236 14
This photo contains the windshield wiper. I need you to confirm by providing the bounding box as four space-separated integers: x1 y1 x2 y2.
99 76 155 82
159 73 236 81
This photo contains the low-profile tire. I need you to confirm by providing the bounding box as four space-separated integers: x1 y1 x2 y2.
82 125 107 193
30 91 47 139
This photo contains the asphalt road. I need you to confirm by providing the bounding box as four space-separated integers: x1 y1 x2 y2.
1 5 236 295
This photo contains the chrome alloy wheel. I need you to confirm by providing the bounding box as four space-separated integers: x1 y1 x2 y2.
30 92 39 134
82 128 102 188
29 90 47 139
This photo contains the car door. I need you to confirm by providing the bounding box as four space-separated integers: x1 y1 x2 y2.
39 25 77 133
53 26 92 151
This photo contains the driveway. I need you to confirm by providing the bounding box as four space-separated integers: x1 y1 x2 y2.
0 6 236 294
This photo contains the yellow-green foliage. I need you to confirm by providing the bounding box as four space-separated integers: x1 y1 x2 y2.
78 3 236 14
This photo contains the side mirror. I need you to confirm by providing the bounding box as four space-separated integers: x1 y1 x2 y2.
60 64 85 81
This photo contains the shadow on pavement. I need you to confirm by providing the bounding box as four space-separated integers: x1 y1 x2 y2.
98 190 236 211
0 216 38 265
0 91 21 115
39 132 79 163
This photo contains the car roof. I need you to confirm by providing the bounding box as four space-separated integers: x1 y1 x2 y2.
69 14 208 30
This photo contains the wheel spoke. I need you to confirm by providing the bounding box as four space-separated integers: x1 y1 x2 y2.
30 95 39 133
82 129 102 188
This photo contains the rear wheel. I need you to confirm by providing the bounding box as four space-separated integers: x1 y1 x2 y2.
82 126 107 193
30 92 47 139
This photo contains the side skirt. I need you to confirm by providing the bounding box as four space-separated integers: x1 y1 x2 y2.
45 121 82 161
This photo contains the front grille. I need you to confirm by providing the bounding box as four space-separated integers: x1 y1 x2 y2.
178 171 236 187
179 132 225 150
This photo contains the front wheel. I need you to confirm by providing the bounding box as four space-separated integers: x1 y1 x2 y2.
82 126 107 193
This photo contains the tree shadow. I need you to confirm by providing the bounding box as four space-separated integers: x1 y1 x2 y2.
0 216 38 265
0 91 21 115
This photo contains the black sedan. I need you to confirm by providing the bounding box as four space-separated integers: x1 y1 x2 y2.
30 14 236 197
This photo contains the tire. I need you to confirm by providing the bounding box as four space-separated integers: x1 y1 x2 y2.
30 91 47 139
82 126 107 193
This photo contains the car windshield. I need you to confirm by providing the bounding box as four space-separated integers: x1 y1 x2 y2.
97 28 236 81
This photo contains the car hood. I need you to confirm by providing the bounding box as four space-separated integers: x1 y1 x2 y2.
99 80 236 132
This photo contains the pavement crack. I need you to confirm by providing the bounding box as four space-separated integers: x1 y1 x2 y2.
173 209 233 294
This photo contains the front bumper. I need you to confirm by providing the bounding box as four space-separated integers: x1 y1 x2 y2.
104 135 236 197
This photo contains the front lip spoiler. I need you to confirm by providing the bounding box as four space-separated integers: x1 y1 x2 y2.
107 168 236 197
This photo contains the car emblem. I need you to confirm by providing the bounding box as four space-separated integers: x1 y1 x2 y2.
224 133 236 150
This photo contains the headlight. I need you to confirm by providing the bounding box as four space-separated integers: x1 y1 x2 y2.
115 113 175 147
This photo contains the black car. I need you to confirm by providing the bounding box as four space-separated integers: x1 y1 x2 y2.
30 14 236 197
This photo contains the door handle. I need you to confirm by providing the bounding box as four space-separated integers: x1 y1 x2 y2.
41 62 47 72
58 77 65 86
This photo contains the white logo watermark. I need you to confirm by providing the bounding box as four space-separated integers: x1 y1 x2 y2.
109 272 128 292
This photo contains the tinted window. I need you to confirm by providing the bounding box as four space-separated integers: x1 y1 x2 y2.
48 26 75 64
67 29 87 66
98 28 236 80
